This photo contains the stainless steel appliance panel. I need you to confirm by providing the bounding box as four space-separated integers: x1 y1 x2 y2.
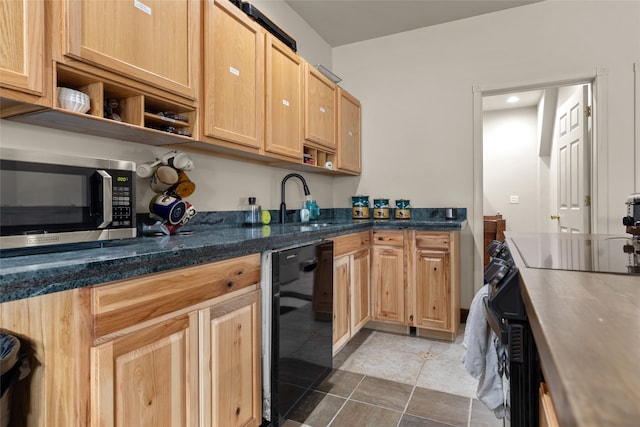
0 147 136 249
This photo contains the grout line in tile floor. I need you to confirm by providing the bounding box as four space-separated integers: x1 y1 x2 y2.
324 374 366 427
283 326 505 427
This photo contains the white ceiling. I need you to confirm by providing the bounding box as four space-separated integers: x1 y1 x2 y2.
483 90 543 111
283 0 543 47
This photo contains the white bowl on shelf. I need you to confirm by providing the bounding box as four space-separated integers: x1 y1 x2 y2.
57 87 91 114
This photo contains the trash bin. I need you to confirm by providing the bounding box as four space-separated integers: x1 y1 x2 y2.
1 333 30 427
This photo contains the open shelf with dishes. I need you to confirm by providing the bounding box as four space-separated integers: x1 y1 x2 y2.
9 64 196 146
303 144 336 171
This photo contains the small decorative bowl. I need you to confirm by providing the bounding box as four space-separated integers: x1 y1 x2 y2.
57 87 91 114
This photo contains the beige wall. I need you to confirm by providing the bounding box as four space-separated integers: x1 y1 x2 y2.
483 107 539 231
332 0 640 305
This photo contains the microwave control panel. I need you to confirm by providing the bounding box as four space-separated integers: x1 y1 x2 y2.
111 171 135 228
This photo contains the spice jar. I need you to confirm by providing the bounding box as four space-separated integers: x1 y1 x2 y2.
395 199 411 219
373 199 390 219
352 196 370 219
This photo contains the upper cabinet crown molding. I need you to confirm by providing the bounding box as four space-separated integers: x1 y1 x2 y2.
49 0 201 102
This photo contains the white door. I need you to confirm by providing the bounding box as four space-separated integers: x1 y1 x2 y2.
555 85 591 233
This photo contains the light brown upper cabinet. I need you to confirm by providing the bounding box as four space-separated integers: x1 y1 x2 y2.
0 0 51 114
48 0 200 102
336 88 361 174
201 0 264 153
304 62 337 150
265 35 303 161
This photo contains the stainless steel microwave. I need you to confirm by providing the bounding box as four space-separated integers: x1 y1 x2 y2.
0 147 136 249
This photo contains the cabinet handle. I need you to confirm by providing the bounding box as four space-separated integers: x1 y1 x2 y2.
409 315 414 321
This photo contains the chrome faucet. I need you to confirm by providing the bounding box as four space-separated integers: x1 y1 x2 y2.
280 173 310 223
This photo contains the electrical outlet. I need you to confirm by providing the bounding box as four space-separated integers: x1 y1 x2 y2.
510 195 519 204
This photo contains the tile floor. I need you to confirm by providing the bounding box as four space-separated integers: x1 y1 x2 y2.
282 326 507 427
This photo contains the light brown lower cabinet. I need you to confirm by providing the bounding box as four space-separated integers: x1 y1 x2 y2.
331 231 371 354
371 230 406 324
0 254 262 427
411 231 460 340
91 312 200 426
200 291 262 427
91 255 262 427
371 230 460 341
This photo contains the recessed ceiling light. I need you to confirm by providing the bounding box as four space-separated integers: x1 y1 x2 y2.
506 96 520 103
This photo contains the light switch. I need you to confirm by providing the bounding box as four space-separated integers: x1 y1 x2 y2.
510 195 519 204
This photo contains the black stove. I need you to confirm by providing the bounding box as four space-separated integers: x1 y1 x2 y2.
509 234 640 275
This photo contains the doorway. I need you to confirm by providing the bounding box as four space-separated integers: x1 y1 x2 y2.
482 83 592 234
471 71 609 293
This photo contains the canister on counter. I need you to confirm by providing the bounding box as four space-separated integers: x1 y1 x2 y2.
373 198 390 219
352 196 370 219
395 199 411 219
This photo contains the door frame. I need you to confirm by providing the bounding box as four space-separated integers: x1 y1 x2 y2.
471 68 609 294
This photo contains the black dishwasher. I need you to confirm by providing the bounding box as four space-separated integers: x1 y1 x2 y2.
263 240 334 427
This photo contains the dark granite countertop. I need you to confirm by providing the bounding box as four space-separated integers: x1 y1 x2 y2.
0 208 466 303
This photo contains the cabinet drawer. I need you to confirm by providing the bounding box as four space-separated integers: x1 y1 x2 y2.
415 232 450 250
332 231 371 257
372 230 404 247
92 253 261 338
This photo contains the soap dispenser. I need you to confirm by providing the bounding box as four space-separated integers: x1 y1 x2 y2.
300 202 310 223
244 197 262 227
306 196 320 221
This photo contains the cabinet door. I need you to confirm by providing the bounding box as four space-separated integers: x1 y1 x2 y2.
351 248 370 334
304 62 336 150
203 0 264 150
91 313 199 427
414 249 450 330
0 0 48 105
371 246 405 324
265 35 303 160
200 290 262 427
333 255 351 352
55 0 199 99
337 88 361 174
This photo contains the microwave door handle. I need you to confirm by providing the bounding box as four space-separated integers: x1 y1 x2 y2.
97 170 113 228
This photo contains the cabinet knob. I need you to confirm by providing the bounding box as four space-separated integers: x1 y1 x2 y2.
227 281 234 288
409 315 414 321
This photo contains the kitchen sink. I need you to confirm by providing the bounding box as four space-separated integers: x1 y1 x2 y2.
280 221 345 231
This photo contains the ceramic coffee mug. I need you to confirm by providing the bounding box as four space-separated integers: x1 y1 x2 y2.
150 165 179 192
169 170 196 198
164 201 197 234
149 194 187 224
